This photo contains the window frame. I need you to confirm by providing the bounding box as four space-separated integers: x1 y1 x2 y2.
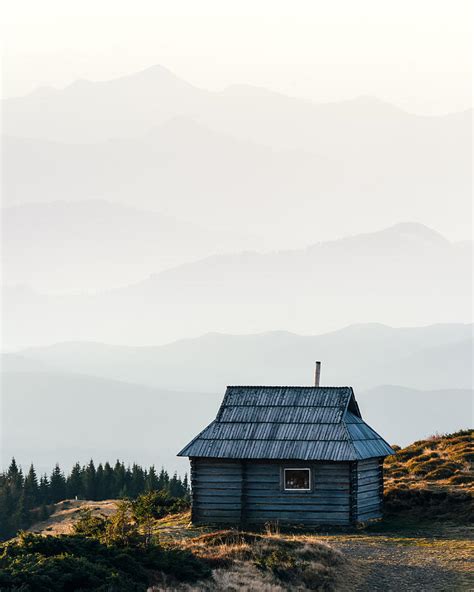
282 467 312 492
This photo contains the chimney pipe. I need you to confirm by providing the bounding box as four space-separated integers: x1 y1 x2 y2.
314 361 321 387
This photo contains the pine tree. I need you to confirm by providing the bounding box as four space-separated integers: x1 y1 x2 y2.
113 461 126 498
158 468 169 491
49 464 67 503
15 492 30 530
145 466 160 491
38 474 50 504
103 462 114 499
130 464 145 497
169 472 183 497
7 458 24 490
0 459 189 543
83 460 97 500
124 465 133 498
96 464 105 500
67 462 83 499
183 473 190 495
24 464 39 510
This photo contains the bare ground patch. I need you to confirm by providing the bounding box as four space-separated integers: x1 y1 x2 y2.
27 499 119 536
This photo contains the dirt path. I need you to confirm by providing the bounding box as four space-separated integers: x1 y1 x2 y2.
321 527 474 592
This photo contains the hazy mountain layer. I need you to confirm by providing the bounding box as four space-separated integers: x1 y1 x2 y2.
2 65 471 245
1 370 471 474
0 370 218 475
10 322 473 392
2 200 258 292
2 224 471 348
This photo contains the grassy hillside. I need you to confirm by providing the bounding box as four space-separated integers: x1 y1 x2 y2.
2 432 473 590
384 430 473 522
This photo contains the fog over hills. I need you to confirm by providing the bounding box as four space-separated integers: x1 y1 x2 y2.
2 323 472 472
2 200 258 291
0 370 219 474
2 370 471 474
1 65 472 473
11 323 472 392
2 223 471 348
2 65 471 244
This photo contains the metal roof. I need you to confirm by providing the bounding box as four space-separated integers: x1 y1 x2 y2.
178 386 394 461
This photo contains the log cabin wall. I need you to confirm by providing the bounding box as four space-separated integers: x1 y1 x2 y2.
191 458 352 526
354 458 383 522
190 459 243 524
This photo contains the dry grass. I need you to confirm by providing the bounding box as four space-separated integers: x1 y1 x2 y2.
27 506 474 590
385 429 473 492
150 523 355 591
151 514 474 591
384 430 473 523
27 499 120 536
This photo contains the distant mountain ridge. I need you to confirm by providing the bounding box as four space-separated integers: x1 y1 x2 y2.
2 322 472 473
2 222 471 348
7 322 472 392
2 64 471 244
1 199 258 292
3 64 469 143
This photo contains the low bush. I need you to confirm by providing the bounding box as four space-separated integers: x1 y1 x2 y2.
426 467 456 480
183 529 343 590
385 487 473 522
449 474 473 485
0 532 211 591
254 547 299 580
410 458 444 475
454 451 474 464
396 446 424 461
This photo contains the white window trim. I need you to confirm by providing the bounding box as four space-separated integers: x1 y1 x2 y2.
283 467 312 491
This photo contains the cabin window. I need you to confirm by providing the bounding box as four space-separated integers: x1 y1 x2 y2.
283 468 311 491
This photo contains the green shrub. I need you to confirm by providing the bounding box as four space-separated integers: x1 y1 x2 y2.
455 452 474 464
390 470 408 478
396 446 424 461
73 509 108 538
449 474 473 485
420 451 440 460
0 531 211 591
413 459 444 473
133 490 189 520
255 548 299 581
426 467 456 480
384 487 474 522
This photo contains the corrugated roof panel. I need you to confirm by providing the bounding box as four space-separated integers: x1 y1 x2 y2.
219 406 343 424
177 385 393 460
353 438 393 459
198 422 349 442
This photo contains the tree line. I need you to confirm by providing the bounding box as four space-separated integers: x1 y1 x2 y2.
0 458 189 541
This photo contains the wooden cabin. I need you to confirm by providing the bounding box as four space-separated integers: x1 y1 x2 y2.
178 372 393 527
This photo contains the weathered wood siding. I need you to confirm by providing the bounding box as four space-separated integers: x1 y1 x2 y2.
191 459 352 526
354 458 383 522
191 459 242 524
244 461 351 526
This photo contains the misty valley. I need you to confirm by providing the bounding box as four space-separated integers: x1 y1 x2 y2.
1 53 472 592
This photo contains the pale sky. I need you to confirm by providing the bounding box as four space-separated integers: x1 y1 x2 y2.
1 0 472 114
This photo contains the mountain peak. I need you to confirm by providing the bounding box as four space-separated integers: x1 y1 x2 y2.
382 222 448 243
121 64 200 90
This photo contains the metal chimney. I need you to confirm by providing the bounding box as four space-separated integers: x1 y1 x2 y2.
314 361 321 387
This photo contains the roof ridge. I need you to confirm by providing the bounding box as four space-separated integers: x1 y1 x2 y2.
226 385 352 389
